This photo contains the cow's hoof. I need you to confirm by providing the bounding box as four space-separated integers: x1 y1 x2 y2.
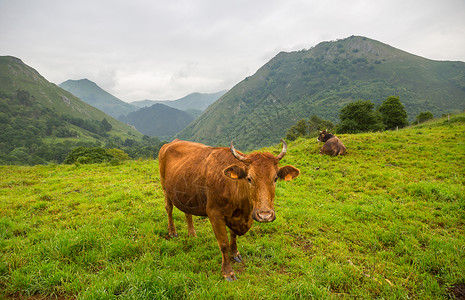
224 273 237 281
232 253 242 263
168 233 178 238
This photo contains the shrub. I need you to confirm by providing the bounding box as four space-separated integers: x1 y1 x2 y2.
64 147 114 164
414 112 434 124
107 149 130 161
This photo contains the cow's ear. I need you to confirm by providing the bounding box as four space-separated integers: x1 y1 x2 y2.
224 165 247 180
278 165 300 181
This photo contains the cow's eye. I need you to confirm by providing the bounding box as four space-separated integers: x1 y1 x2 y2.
273 176 279 183
246 176 253 184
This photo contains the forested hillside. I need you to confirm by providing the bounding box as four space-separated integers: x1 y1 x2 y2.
177 36 465 150
0 56 165 165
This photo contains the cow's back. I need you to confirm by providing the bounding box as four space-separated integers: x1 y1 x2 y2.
159 139 210 183
321 137 346 156
159 139 239 216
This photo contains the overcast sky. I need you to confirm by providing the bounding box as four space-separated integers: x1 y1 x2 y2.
1 0 464 103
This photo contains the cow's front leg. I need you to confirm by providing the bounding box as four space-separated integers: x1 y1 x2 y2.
208 213 237 281
229 229 242 263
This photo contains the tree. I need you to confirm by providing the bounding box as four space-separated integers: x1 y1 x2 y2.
285 116 335 141
414 111 434 124
100 118 112 132
285 119 308 141
15 89 34 106
378 96 408 130
308 115 335 133
337 100 383 133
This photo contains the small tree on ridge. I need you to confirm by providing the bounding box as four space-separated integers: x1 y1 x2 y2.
337 100 383 133
378 96 408 130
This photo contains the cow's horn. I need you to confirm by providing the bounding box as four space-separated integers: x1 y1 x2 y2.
230 141 247 162
276 139 287 161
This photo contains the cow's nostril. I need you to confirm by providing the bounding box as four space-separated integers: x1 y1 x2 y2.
256 210 275 222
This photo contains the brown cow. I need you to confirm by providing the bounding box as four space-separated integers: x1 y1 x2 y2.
317 130 346 156
158 139 300 281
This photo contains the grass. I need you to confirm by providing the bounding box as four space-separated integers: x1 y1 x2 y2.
1 114 464 299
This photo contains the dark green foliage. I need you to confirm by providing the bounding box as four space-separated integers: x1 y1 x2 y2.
337 100 384 133
63 147 114 164
308 115 335 133
100 118 112 132
15 89 34 106
62 116 111 136
286 115 334 141
378 96 409 130
286 119 308 141
415 111 434 124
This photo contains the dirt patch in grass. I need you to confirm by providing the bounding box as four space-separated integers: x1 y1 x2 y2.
448 283 465 300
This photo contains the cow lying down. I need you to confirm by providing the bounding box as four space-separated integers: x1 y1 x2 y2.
317 130 346 156
158 139 300 281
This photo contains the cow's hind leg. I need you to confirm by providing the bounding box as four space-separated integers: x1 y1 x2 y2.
185 213 197 237
164 192 178 238
229 230 242 263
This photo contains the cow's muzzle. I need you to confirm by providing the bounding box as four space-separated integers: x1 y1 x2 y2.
253 209 276 222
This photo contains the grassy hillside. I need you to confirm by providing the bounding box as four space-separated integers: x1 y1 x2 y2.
59 79 138 119
1 114 464 299
177 36 465 150
0 56 149 165
0 57 138 134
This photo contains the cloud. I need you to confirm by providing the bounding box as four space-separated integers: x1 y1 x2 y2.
1 0 464 102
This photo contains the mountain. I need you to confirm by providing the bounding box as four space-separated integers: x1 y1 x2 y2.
59 79 138 118
119 103 194 139
176 36 465 150
131 90 226 112
0 56 145 165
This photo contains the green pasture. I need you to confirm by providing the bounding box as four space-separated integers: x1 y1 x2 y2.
1 115 464 299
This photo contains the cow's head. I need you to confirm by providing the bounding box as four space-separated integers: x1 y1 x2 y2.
317 130 334 143
223 140 300 222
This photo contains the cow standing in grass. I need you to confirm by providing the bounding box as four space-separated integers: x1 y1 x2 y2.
158 139 300 281
317 130 346 156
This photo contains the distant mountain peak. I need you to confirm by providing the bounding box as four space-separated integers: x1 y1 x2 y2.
3 56 24 64
59 78 137 118
176 36 465 150
119 102 194 139
130 90 227 112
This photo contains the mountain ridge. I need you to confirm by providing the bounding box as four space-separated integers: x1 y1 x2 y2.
119 103 194 139
0 55 146 165
59 79 138 118
131 90 227 112
0 56 139 133
176 36 465 150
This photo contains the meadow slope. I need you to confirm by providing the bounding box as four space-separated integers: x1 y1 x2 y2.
0 114 464 299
